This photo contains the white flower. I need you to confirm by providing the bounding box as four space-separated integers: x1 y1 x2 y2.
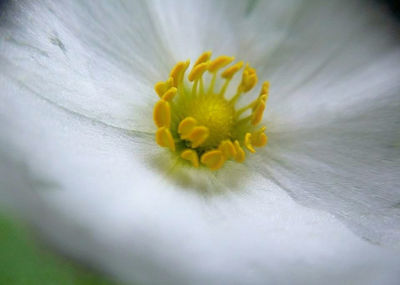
1 0 400 284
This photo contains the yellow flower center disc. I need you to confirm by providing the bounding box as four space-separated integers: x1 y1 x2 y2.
153 51 269 170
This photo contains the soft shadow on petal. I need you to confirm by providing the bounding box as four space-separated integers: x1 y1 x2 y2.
141 137 255 195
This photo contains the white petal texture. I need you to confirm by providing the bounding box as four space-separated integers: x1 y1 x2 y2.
1 0 400 284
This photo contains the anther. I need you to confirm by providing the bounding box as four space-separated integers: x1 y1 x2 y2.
154 77 174 97
153 100 171 128
156 127 175 152
162 87 177 101
188 62 209 82
251 127 268 147
201 150 225 170
241 64 258 92
219 140 237 159
259 94 268 103
244 133 256 153
181 149 199 167
178 117 198 139
170 61 190 87
208 56 235 73
221 61 244 79
187 126 209 148
251 99 266 125
233 140 245 162
259 81 269 96
194 51 212 66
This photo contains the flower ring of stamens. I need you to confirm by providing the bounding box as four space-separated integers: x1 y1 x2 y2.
153 51 269 170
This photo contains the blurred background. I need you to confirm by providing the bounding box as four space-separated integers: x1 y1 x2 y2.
0 213 120 284
0 0 398 284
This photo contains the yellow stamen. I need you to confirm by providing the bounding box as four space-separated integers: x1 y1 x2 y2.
187 126 209 148
259 81 269 97
153 100 171 128
161 87 178 101
170 61 190 87
244 132 256 153
156 127 175 151
259 94 268 103
241 64 258 92
201 150 225 170
251 99 266 125
154 77 174 97
178 117 198 139
221 61 244 79
233 140 245 162
153 52 270 170
181 149 199 167
194 51 212 66
219 140 237 159
208 56 235 73
188 62 209 82
251 127 268 147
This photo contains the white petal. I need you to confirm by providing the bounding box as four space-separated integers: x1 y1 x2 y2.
148 0 246 59
1 0 400 284
0 0 176 131
253 94 400 248
1 79 400 284
239 0 400 126
234 0 400 247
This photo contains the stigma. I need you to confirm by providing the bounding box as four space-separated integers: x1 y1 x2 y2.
153 51 269 170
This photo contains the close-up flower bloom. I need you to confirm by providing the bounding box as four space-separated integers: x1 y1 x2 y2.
1 0 400 284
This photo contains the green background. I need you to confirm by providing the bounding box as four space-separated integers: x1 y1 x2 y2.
0 212 121 285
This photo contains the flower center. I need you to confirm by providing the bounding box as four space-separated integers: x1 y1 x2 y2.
181 95 234 148
153 51 269 170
